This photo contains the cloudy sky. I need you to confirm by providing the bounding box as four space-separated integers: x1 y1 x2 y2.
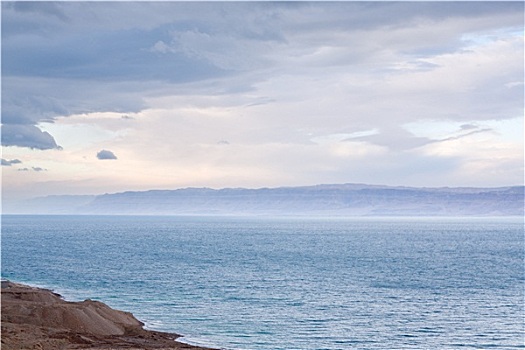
2 1 524 201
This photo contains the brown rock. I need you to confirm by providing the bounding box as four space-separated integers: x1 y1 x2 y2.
1 281 216 350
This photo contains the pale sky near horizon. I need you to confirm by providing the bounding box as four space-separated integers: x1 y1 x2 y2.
1 1 524 201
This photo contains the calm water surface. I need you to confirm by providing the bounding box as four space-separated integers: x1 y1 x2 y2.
2 215 524 349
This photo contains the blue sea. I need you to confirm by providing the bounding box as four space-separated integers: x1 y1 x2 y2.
1 215 524 349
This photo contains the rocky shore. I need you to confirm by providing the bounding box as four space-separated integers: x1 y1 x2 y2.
1 281 216 350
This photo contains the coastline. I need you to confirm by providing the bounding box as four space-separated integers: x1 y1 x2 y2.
1 280 218 350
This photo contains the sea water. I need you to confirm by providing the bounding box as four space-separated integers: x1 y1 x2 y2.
1 215 523 350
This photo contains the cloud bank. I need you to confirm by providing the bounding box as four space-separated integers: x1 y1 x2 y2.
1 2 523 199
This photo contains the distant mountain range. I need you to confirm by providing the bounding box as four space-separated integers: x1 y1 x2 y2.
5 184 524 216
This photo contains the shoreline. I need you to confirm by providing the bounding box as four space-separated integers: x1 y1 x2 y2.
1 280 218 350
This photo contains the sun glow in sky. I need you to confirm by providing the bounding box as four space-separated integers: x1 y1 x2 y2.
1 1 524 201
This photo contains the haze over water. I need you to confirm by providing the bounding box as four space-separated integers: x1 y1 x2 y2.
2 215 523 350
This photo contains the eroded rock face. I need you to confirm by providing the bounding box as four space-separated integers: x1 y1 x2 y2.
2 282 143 336
1 281 214 350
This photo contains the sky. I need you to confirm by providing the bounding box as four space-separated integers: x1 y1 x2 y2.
1 1 524 201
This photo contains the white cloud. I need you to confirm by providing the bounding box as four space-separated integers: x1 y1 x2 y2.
417 130 524 186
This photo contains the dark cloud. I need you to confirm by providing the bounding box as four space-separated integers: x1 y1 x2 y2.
1 124 60 150
1 89 69 125
1 158 22 166
96 150 117 160
1 76 149 149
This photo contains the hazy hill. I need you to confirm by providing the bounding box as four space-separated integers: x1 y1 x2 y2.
5 184 524 216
